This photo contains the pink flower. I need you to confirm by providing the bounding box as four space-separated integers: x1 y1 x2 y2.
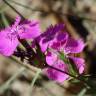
0 16 41 56
38 24 85 82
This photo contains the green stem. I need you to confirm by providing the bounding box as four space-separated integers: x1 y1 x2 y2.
47 64 91 89
1 13 9 27
77 88 87 96
29 69 41 96
3 0 25 19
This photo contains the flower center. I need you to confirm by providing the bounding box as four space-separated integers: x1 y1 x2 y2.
6 26 18 41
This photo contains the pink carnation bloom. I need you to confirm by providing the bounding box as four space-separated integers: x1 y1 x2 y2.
39 24 85 82
0 16 40 56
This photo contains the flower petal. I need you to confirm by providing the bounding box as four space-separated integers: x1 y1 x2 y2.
44 60 69 83
18 20 41 39
51 32 68 50
69 57 85 74
39 38 49 52
12 16 21 28
57 32 68 41
46 52 57 65
65 38 85 54
0 30 19 56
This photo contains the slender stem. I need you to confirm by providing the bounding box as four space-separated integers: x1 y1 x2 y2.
77 87 87 96
30 69 41 87
3 0 25 20
1 13 9 27
8 0 45 13
10 56 40 73
29 69 41 95
47 64 91 88
19 39 36 56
